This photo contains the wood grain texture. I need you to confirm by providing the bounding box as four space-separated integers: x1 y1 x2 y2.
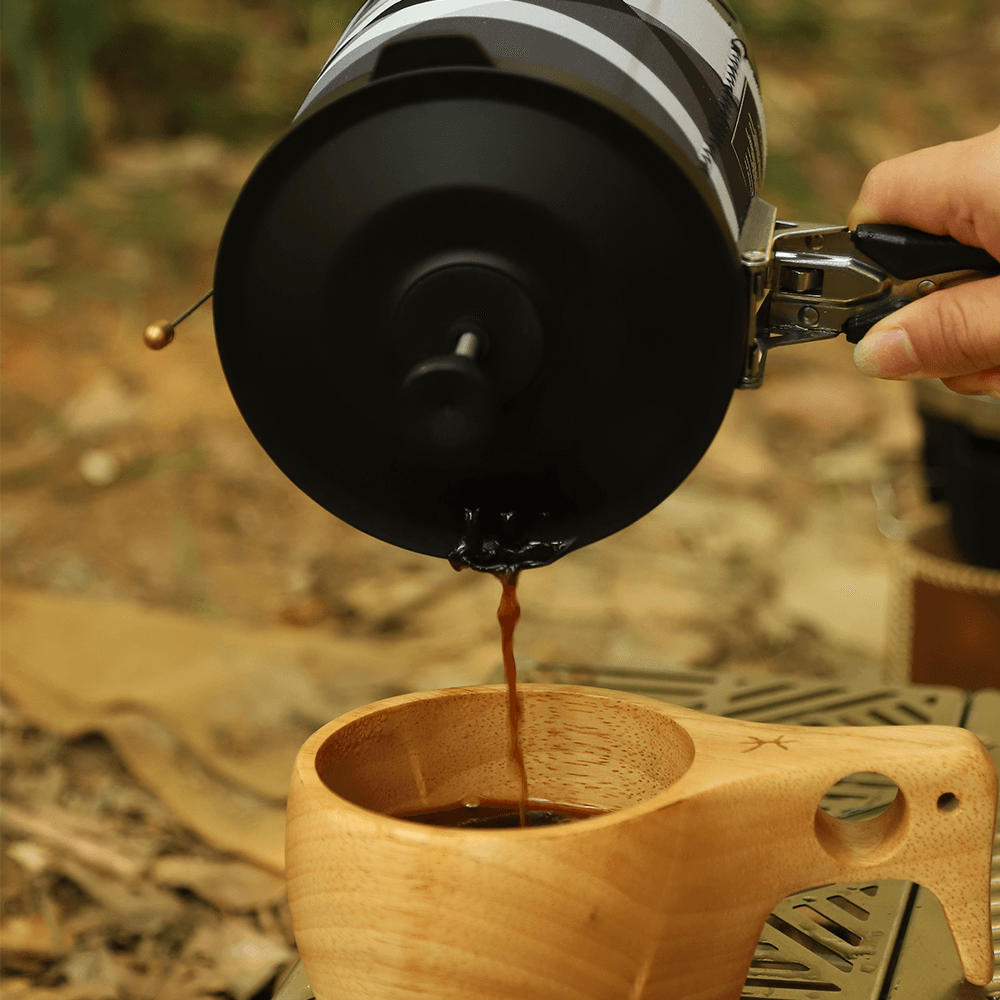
285 684 998 1000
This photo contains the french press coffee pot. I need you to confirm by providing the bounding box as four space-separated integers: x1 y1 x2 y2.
169 0 997 573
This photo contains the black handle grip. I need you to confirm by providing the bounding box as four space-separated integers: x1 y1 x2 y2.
843 296 913 344
851 224 1000 280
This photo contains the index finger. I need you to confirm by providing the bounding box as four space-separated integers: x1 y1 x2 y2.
847 125 1000 261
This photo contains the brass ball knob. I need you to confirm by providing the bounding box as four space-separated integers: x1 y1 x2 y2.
143 321 175 350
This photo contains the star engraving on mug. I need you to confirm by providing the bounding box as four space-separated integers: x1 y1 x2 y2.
742 735 796 752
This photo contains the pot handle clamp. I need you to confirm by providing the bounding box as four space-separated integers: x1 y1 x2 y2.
738 197 1000 388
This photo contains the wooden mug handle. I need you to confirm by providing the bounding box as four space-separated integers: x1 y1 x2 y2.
665 708 999 987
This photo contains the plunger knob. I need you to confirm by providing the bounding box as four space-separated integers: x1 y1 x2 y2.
399 329 497 458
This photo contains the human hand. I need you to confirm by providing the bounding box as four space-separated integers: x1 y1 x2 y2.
847 124 1000 400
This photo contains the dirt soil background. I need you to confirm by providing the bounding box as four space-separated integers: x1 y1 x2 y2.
2 1 999 997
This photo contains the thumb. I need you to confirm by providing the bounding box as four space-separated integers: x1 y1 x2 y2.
852 274 1000 383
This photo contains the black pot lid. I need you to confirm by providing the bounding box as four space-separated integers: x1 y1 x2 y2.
213 66 746 569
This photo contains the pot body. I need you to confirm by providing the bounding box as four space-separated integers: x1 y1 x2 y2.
214 0 766 564
285 685 997 1000
301 0 765 238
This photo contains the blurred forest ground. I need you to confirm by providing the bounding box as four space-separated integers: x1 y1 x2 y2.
2 2 1000 999
2 0 999 676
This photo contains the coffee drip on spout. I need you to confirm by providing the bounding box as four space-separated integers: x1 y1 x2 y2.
448 508 574 575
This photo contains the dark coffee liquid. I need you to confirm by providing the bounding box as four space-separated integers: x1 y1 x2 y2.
398 799 607 829
495 570 529 826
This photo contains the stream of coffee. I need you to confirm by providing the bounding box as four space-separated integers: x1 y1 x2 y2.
496 570 529 827
396 563 608 829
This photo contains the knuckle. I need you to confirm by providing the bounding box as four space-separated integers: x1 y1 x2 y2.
923 284 1000 372
932 294 973 346
854 159 903 221
858 163 886 202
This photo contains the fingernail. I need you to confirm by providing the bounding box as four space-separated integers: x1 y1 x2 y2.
853 327 923 378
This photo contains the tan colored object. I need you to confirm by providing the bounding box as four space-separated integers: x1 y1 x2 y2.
0 586 421 872
286 684 998 1000
152 856 287 912
0 915 65 960
886 520 1000 688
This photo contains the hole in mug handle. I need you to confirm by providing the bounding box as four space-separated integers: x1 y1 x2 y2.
937 792 960 813
814 772 908 865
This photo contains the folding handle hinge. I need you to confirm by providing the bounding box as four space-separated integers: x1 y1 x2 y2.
736 199 998 389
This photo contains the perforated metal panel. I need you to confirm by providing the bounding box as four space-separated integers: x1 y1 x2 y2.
274 669 1000 1000
749 879 911 996
521 660 968 728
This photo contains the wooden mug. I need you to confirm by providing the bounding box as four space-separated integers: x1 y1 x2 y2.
285 684 998 1000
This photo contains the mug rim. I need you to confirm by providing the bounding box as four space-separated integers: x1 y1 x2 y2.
292 683 699 836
